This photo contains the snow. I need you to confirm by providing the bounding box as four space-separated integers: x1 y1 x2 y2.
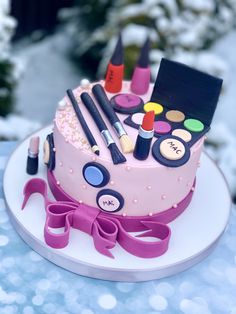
13 32 83 125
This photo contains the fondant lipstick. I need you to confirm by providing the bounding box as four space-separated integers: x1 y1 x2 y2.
133 110 155 160
26 136 39 175
131 37 151 95
104 33 124 93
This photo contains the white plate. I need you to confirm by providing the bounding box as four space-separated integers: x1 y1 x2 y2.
3 126 231 282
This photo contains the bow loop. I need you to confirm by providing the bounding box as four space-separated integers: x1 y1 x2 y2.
22 178 172 259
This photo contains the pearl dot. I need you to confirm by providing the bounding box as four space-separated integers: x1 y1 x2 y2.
53 147 56 152
65 138 69 143
161 194 166 200
149 212 153 216
80 78 90 89
98 294 117 310
147 185 152 190
56 181 60 186
187 181 191 187
122 213 127 217
191 186 195 192
178 176 183 182
92 156 97 161
82 184 87 190
110 180 115 186
125 166 131 171
79 200 83 204
69 168 73 174
173 204 178 208
133 199 138 204
59 162 63 167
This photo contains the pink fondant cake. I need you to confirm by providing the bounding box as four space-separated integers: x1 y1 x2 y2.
23 56 223 259
53 80 202 216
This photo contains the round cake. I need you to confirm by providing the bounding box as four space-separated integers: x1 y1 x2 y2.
23 56 222 259
52 80 202 217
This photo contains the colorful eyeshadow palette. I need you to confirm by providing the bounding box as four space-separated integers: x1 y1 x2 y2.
123 104 208 167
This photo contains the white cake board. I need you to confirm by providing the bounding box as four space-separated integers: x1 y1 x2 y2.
3 126 231 282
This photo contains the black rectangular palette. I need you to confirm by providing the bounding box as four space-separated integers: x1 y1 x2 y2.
123 58 223 167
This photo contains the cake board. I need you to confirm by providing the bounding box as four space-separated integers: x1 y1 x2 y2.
3 126 231 282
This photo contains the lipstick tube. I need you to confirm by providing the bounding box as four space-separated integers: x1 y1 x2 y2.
133 111 155 160
26 136 39 175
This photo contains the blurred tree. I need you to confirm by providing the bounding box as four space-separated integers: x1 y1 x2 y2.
0 0 18 116
64 0 236 79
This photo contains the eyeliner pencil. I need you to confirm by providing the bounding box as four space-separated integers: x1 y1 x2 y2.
80 92 126 165
67 89 99 155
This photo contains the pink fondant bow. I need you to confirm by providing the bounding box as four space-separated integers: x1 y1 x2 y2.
22 178 171 258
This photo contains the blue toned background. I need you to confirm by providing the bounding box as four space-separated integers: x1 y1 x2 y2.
0 142 236 314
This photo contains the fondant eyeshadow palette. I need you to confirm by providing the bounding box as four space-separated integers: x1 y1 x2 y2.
111 95 208 167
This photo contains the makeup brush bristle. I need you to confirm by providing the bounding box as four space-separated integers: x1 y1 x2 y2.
120 134 134 153
108 143 126 165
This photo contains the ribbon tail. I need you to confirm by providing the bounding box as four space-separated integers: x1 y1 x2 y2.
92 223 116 259
115 219 171 258
22 178 51 209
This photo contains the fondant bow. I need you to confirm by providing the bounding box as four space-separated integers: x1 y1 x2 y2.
22 178 171 258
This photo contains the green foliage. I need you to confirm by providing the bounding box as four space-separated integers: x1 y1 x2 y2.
0 60 15 116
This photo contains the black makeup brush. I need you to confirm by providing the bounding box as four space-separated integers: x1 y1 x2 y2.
67 89 99 155
92 84 134 153
80 92 126 164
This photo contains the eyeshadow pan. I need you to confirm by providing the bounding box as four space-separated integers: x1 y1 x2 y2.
172 129 192 142
115 94 141 108
144 102 163 115
184 118 204 132
131 112 145 125
154 121 171 134
166 110 185 122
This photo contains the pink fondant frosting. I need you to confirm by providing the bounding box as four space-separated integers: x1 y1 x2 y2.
53 81 204 217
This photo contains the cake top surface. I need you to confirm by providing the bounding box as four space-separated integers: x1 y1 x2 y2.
55 80 203 168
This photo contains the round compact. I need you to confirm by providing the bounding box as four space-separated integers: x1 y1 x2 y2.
110 94 144 114
131 112 145 125
83 162 110 188
96 189 124 212
152 135 190 167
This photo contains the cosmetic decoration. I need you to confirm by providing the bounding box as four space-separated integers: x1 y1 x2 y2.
67 89 99 155
133 110 155 160
131 37 151 95
104 33 124 93
110 93 144 114
80 92 126 165
92 84 134 153
26 136 39 175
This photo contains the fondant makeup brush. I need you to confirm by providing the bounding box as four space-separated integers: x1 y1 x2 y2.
66 89 100 155
133 110 155 160
92 84 134 153
104 33 124 93
26 136 39 175
81 92 126 164
131 37 151 95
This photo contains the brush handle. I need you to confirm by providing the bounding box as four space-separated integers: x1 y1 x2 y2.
67 89 98 149
81 92 108 132
92 84 119 125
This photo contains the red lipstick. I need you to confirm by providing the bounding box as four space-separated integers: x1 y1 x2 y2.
104 33 124 93
133 110 155 160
